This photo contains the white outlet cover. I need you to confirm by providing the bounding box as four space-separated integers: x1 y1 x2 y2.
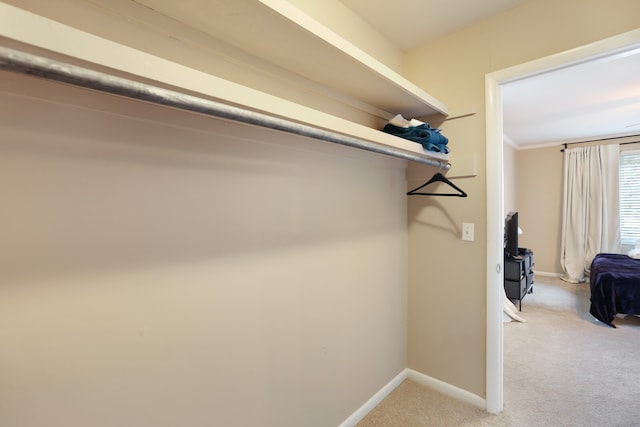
462 223 474 241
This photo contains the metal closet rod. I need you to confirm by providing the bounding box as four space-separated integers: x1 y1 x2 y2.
0 46 450 169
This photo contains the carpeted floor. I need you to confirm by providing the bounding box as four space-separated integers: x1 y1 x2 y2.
357 275 640 426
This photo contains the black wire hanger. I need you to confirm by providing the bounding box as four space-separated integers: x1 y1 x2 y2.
407 172 468 197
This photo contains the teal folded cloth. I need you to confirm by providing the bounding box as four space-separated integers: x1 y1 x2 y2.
382 123 449 154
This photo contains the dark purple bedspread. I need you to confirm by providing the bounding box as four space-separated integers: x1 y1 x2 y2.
590 253 640 328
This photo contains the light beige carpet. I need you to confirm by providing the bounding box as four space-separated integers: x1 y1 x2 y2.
357 276 640 426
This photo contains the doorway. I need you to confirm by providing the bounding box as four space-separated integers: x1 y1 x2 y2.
484 29 640 414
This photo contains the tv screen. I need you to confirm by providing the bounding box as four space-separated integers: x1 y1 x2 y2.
505 211 519 257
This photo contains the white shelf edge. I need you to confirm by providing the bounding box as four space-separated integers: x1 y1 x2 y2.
258 0 449 117
0 3 449 168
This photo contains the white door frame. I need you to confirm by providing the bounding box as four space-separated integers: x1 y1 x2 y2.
485 29 640 414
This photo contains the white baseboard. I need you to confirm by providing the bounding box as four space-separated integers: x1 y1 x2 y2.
406 369 486 410
534 271 563 278
338 368 486 426
338 369 408 427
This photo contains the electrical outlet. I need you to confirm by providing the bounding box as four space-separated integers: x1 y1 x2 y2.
462 223 474 241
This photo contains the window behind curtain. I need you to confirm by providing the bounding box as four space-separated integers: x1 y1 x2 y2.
620 149 640 247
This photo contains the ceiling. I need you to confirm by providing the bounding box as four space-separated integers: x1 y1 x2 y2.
502 50 640 148
340 0 640 149
340 0 528 52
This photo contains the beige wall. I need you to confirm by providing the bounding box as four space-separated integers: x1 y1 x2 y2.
499 142 565 275
503 142 518 215
516 146 564 274
0 74 408 426
404 0 640 397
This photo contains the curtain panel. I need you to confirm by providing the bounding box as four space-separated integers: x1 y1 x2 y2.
561 144 621 283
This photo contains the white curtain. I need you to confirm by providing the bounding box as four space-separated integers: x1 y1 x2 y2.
561 144 621 283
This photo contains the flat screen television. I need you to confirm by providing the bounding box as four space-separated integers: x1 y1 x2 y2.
505 211 519 258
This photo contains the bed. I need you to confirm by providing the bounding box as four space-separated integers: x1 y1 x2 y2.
590 253 640 328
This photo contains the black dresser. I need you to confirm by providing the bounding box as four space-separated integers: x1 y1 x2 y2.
504 248 534 310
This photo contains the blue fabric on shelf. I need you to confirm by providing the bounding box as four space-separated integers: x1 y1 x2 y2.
382 122 449 154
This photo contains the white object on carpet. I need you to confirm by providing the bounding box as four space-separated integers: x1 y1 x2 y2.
502 287 526 323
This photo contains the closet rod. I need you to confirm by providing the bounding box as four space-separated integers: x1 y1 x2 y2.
0 46 450 170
